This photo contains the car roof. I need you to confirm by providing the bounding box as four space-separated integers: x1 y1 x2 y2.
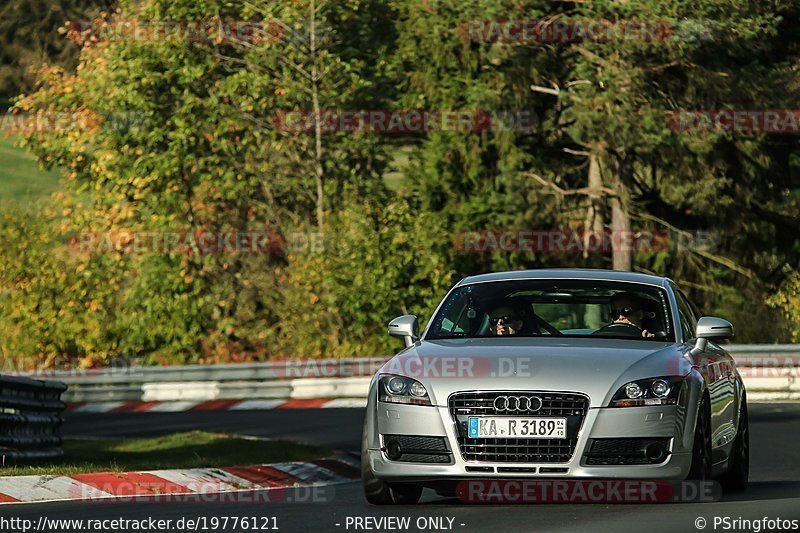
456 269 672 288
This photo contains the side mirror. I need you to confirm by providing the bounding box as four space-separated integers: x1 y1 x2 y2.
696 316 734 341
388 315 419 348
691 316 733 355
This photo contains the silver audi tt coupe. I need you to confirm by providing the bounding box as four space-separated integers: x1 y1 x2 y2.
362 269 749 504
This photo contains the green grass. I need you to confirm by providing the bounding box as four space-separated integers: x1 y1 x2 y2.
0 136 60 202
1 431 330 477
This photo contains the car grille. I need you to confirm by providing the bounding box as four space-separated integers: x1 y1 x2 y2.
585 456 655 466
393 453 452 464
449 391 589 463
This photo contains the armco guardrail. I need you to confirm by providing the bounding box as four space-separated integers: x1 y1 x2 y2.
50 358 389 403
728 344 799 398
0 375 68 462
11 345 800 404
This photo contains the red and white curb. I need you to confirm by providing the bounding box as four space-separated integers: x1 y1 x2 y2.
66 398 366 413
0 454 360 505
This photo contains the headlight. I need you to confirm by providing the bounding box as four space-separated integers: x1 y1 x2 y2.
409 381 427 397
651 379 669 397
610 376 683 407
387 376 407 394
624 382 643 399
378 375 432 406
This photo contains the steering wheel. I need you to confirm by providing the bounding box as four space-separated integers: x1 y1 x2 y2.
592 322 644 337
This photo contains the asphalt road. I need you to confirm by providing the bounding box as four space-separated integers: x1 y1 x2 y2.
62 408 366 450
1 403 799 533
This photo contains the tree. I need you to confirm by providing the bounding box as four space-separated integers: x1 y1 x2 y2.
0 0 115 104
211 0 397 229
7 0 416 363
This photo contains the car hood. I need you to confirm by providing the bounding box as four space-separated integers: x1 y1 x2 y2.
377 337 692 407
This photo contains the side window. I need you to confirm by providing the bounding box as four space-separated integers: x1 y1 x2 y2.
675 290 698 340
687 298 703 322
433 290 479 335
437 293 469 334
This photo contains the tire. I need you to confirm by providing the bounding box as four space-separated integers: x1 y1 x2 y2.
687 395 712 481
361 423 422 505
719 398 749 493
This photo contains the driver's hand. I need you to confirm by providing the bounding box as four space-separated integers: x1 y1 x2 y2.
641 329 655 338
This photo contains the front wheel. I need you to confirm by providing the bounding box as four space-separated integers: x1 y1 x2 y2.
687 395 712 481
361 424 422 505
719 398 749 492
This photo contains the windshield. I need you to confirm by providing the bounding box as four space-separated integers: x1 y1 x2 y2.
426 279 674 342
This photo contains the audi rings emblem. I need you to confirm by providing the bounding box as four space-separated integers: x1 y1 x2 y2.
493 395 543 413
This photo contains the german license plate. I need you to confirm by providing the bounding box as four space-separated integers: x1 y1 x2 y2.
468 417 567 439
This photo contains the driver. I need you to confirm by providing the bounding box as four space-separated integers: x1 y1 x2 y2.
609 292 656 338
488 301 526 336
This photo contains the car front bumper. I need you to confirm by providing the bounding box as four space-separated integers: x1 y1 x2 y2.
367 401 695 482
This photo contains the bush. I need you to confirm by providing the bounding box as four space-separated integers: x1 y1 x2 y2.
272 197 456 358
769 273 800 343
0 204 122 368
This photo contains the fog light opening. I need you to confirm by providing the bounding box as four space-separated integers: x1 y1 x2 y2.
645 442 667 462
385 440 403 460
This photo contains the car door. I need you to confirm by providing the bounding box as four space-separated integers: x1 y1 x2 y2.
676 290 737 457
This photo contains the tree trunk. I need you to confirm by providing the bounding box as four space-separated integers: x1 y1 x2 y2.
310 0 324 229
582 149 606 327
610 196 631 271
610 158 633 271
583 151 605 267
